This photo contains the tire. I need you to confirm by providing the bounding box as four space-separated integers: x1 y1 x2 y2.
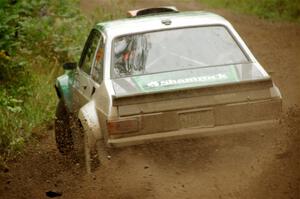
54 100 74 154
55 100 102 173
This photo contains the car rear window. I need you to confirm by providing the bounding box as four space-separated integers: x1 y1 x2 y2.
112 26 249 78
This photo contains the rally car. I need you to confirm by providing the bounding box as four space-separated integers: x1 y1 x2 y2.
54 7 282 172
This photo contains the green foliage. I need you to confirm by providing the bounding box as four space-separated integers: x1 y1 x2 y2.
0 1 21 81
199 0 300 22
18 1 90 63
0 0 133 166
0 0 91 163
0 73 57 157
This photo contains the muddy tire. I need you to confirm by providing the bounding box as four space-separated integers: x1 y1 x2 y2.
54 100 74 154
55 100 102 173
71 121 102 173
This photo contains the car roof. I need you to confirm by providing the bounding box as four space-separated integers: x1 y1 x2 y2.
95 11 231 38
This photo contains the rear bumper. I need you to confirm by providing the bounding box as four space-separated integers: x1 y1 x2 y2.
107 119 279 147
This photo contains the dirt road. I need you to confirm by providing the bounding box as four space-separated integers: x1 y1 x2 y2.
1 0 300 198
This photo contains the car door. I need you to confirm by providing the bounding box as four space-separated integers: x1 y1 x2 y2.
74 29 101 107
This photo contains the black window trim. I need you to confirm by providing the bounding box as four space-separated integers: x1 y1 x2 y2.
90 30 106 85
78 29 102 75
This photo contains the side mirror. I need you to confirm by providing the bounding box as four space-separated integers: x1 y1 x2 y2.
63 62 77 70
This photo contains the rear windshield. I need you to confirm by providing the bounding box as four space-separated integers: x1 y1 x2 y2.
112 26 249 78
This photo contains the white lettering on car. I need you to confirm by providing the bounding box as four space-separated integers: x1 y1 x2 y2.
146 73 229 88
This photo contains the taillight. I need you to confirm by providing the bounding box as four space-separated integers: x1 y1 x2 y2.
107 118 139 135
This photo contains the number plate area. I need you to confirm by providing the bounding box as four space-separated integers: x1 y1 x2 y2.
178 108 214 128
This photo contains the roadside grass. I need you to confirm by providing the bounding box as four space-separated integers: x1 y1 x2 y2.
0 70 57 156
0 0 91 168
86 0 129 21
198 0 300 22
0 0 132 169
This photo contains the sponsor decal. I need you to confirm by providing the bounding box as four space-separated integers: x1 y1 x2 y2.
131 66 239 92
146 73 228 88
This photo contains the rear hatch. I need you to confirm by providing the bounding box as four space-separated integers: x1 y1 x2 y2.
110 63 281 137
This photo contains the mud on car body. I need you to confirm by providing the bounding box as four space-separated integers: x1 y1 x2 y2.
54 7 282 172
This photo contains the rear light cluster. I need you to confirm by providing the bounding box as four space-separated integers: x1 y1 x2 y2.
107 117 139 135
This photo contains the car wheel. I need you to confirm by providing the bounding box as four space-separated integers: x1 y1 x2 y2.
54 100 74 154
55 100 101 173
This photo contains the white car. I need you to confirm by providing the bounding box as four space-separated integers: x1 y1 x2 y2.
54 7 282 172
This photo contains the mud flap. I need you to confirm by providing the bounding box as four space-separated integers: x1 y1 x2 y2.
78 101 103 173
